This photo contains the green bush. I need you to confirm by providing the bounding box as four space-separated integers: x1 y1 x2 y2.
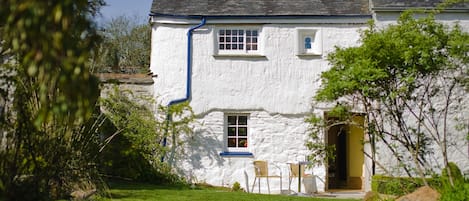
440 182 469 201
99 87 191 186
371 175 439 196
441 162 464 186
231 182 243 192
439 162 468 201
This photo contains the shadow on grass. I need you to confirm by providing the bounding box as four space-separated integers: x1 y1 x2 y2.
106 180 189 191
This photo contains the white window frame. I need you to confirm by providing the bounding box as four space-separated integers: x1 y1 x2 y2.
225 114 249 152
215 27 262 56
296 29 322 56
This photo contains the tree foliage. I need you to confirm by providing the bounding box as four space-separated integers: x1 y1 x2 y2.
99 87 194 183
308 11 469 187
0 0 105 200
91 15 151 74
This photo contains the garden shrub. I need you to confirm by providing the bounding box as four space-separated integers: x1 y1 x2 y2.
231 182 243 192
99 87 190 186
439 162 469 201
371 175 439 196
441 162 464 186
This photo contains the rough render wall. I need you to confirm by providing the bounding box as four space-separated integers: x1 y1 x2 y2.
151 22 366 193
177 110 324 193
150 12 469 193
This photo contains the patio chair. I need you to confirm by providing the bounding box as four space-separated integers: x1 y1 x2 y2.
251 160 282 194
288 163 313 193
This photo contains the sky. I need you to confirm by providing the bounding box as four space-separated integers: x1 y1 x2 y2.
97 0 154 24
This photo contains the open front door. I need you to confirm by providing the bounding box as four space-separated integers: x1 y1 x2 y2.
326 115 364 190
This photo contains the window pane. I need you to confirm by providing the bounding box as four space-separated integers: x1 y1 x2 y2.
232 30 238 35
219 44 224 50
252 45 257 50
219 37 224 42
246 30 251 36
232 37 237 42
238 116 247 125
238 127 247 136
246 38 251 43
232 44 237 50
238 138 248 147
252 30 258 36
226 37 231 42
246 45 251 50
239 37 244 42
228 138 236 147
239 30 244 35
252 37 257 43
226 44 231 49
219 30 225 35
228 127 236 136
228 116 236 125
226 30 231 35
239 44 244 50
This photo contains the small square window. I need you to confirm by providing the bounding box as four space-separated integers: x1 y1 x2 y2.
297 29 322 56
226 115 249 149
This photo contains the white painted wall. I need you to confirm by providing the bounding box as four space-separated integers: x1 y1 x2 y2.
150 19 366 193
150 11 469 194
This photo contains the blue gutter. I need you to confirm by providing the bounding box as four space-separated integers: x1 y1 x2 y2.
161 17 206 161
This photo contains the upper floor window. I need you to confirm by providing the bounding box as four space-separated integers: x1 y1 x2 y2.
305 37 312 49
217 28 261 55
296 29 322 56
227 114 249 150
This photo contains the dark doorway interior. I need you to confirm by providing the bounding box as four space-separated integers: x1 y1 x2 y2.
326 114 365 190
327 124 348 189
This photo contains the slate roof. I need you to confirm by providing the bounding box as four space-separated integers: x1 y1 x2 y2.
372 0 469 10
150 0 371 16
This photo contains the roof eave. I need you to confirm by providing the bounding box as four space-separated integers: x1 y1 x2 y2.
372 7 469 12
149 12 372 19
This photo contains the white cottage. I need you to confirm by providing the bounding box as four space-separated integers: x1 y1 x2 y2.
149 0 469 194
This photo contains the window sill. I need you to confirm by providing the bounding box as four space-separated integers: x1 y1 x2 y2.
296 53 322 57
219 151 254 157
213 54 266 58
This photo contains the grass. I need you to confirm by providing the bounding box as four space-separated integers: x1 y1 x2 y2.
96 181 360 201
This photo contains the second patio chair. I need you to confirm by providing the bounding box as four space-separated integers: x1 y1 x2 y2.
252 160 282 194
288 163 313 193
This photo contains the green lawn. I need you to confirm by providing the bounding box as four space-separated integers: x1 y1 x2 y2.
97 181 360 201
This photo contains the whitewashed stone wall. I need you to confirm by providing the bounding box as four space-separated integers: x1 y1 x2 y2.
151 11 469 194
151 19 366 193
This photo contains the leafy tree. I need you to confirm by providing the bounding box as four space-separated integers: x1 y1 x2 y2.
0 0 105 200
91 15 151 74
307 11 469 188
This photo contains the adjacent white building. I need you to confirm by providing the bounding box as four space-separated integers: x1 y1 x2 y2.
149 0 469 194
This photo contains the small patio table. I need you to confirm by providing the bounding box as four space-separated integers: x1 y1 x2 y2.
288 161 311 193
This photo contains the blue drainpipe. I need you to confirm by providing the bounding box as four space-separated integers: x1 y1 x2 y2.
162 17 206 162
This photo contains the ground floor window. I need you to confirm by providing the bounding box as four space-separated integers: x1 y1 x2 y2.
227 114 248 149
